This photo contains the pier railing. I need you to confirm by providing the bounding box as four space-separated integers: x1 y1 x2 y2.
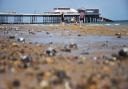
0 13 102 24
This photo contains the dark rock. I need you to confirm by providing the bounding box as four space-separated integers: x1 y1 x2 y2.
9 35 15 39
50 70 70 85
55 70 70 80
36 72 44 82
77 34 81 37
49 42 53 44
23 63 30 68
118 48 128 57
111 78 118 85
61 48 71 52
50 76 63 85
17 37 25 42
81 52 89 55
46 32 50 34
69 43 78 49
20 55 32 63
12 80 20 87
62 43 78 52
115 33 121 38
46 47 57 56
28 30 35 34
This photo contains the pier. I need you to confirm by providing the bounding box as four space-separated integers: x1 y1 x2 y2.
0 8 112 24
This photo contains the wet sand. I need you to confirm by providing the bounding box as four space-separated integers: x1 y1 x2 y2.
0 24 128 89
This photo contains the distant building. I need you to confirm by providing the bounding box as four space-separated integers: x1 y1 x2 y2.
77 8 100 23
53 8 78 14
77 8 99 15
44 8 78 14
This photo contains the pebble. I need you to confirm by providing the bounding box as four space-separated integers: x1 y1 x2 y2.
28 30 35 34
115 33 121 38
20 55 32 63
17 37 25 42
46 47 57 56
77 56 87 64
118 48 128 57
36 71 44 82
93 57 97 61
20 55 32 68
64 81 72 89
12 79 20 87
81 51 89 55
77 34 81 37
55 70 70 80
9 35 15 39
39 80 50 89
0 66 5 73
62 43 78 52
46 32 50 34
69 43 78 49
12 42 19 47
61 46 71 52
50 76 63 85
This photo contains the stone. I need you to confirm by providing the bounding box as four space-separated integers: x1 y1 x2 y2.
46 32 50 34
9 35 15 39
50 76 63 85
36 72 44 82
77 34 81 37
12 42 19 47
61 46 71 52
77 56 87 64
12 80 20 87
55 70 70 80
0 66 5 73
39 80 50 89
64 81 72 89
20 55 32 63
17 37 25 42
46 47 57 56
118 48 128 57
28 30 35 34
81 51 89 55
93 57 97 61
49 42 53 44
64 43 78 50
62 43 78 52
115 33 121 38
69 43 78 49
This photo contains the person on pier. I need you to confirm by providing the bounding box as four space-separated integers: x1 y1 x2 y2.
61 12 65 25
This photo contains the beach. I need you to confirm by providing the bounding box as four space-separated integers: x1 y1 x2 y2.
0 24 128 89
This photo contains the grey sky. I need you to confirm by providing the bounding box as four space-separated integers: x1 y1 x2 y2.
0 0 128 20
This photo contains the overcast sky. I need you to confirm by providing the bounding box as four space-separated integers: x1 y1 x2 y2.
0 0 128 20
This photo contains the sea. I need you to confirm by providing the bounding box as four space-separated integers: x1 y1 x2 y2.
86 20 128 27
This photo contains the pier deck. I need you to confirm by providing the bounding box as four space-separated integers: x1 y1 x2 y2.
0 13 101 24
